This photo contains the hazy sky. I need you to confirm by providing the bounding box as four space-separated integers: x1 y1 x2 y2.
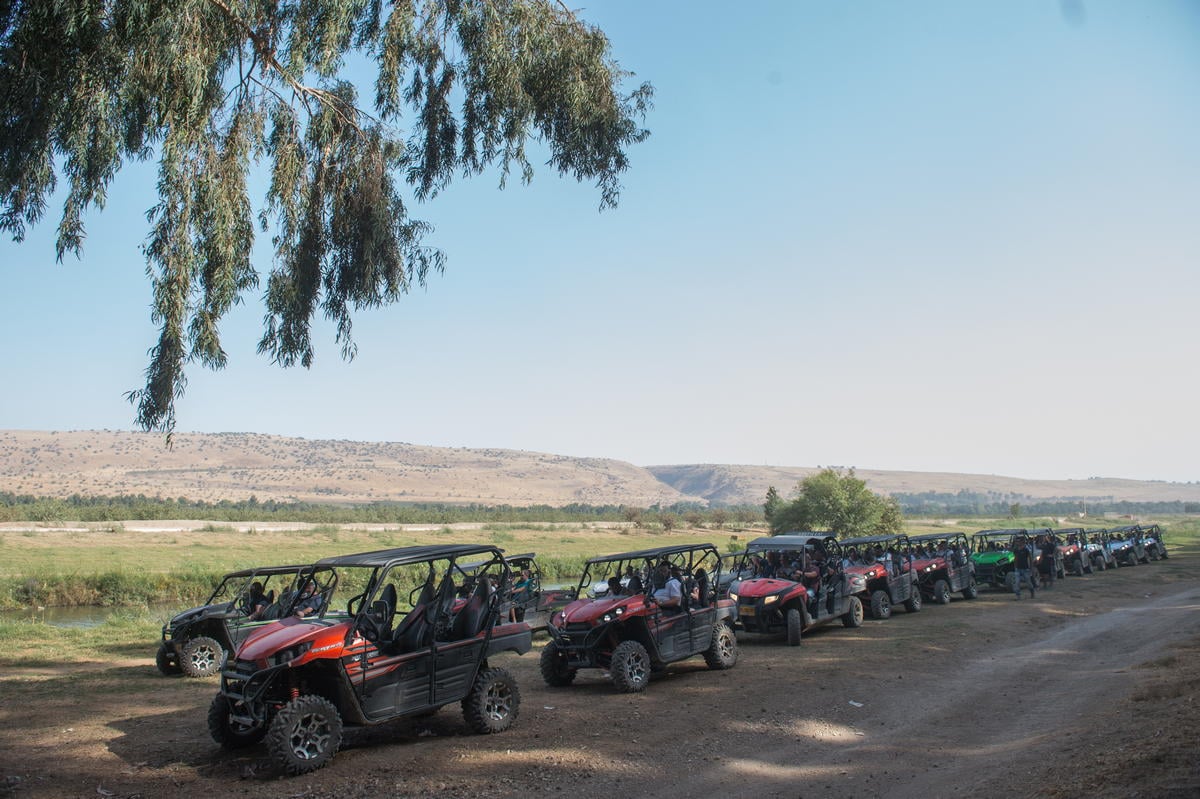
2 0 1198 482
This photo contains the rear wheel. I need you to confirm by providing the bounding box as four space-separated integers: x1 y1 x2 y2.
208 693 266 748
266 695 343 775
704 622 738 668
462 667 520 734
961 577 978 600
785 608 802 646
610 640 651 693
933 580 951 605
904 586 922 613
841 595 864 628
870 590 891 620
156 642 181 675
180 636 223 678
539 641 577 687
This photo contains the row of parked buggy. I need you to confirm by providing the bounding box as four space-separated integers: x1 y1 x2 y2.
161 522 1167 775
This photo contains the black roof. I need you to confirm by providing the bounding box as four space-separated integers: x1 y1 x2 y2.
1054 528 1085 534
316 544 505 569
908 532 968 543
746 534 837 552
972 529 1027 537
584 543 718 565
221 564 311 579
1108 525 1139 533
840 533 909 547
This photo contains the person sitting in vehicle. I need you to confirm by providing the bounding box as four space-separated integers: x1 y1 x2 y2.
606 575 623 598
292 580 325 618
651 561 682 610
842 547 860 568
510 569 533 621
242 581 270 620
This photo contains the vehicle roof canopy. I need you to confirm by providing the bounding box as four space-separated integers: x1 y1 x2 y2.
907 532 968 543
316 544 506 569
220 564 311 579
746 534 836 552
840 533 909 547
584 542 718 565
973 529 1027 537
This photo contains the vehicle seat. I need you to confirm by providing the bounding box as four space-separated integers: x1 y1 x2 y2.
449 577 493 640
694 569 709 607
370 584 397 639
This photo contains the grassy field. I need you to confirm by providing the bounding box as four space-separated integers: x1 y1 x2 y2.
0 515 1196 674
2 515 1196 610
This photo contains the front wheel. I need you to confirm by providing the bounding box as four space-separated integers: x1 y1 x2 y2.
463 667 520 734
266 695 343 775
180 636 224 678
841 595 864 628
610 640 651 693
208 693 266 748
785 608 802 646
870 590 891 620
156 642 181 675
1074 559 1085 577
933 580 951 605
539 641 577 687
704 622 738 668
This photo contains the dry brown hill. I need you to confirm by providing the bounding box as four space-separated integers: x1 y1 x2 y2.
1 430 1196 507
0 430 700 506
646 463 1200 505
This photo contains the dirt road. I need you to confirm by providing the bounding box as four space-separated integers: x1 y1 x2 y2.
2 560 1198 798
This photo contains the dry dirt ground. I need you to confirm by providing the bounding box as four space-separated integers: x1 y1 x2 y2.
2 560 1198 799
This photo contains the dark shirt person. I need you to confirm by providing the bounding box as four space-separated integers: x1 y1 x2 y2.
293 582 324 618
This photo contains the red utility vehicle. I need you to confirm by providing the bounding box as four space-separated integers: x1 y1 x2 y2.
840 534 923 619
209 545 531 775
541 543 737 693
728 534 865 646
905 533 978 604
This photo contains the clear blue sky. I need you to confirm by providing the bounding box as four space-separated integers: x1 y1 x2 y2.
3 0 1198 482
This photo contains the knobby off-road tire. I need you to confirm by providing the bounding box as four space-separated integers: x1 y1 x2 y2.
462 667 520 734
539 641 577 687
870 590 892 620
904 586 922 613
156 642 181 675
933 580 951 605
704 622 738 668
266 695 343 775
1004 572 1018 593
1074 559 1085 577
961 577 978 600
180 636 224 678
610 640 651 693
785 608 803 646
208 692 267 748
841 596 864 628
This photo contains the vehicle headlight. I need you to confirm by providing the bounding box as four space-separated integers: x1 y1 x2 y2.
272 642 312 666
764 595 779 605
600 607 625 623
729 592 739 602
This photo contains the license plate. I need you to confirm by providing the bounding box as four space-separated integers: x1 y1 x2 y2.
739 606 755 617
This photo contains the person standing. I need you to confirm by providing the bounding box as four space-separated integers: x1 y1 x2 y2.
1013 536 1036 600
1038 535 1057 590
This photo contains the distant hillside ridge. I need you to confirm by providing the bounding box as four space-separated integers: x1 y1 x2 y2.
0 430 701 506
646 464 1200 506
1 430 1196 508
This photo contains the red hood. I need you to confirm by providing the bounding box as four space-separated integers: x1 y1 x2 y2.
845 563 888 580
733 576 803 599
235 616 353 666
910 556 945 570
559 594 647 624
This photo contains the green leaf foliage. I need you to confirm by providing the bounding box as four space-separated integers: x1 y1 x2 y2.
1 0 652 432
770 468 904 538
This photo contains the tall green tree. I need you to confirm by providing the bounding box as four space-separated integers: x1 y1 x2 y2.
769 468 903 538
1 0 651 434
763 485 782 521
